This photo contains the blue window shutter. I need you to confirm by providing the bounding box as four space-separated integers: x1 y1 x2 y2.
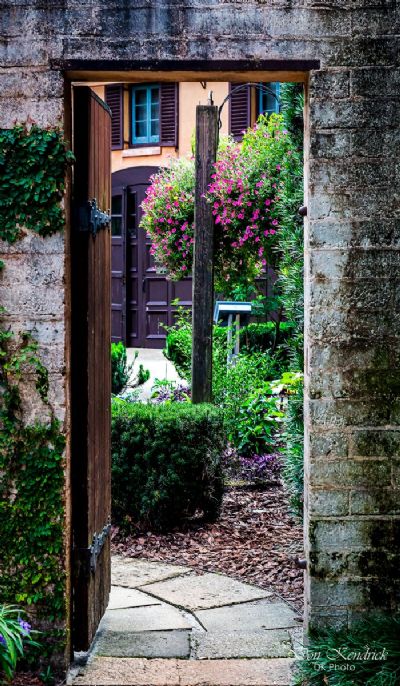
105 84 123 149
160 83 179 147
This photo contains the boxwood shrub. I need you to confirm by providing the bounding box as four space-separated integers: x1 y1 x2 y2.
111 401 225 530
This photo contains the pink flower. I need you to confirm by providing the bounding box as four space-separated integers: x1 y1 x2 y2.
272 219 278 226
181 265 187 271
265 199 271 206
276 164 281 171
215 215 221 224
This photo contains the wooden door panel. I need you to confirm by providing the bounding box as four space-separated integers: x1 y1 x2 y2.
72 87 112 651
111 189 126 343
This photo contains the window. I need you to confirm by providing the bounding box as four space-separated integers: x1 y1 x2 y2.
131 85 160 145
259 82 280 117
111 195 123 236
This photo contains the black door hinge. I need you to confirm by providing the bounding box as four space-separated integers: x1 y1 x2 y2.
78 198 111 236
74 520 112 578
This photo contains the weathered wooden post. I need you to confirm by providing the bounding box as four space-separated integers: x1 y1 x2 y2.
191 97 218 403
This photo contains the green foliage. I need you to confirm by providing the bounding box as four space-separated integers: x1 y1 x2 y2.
111 401 225 530
293 615 400 686
272 83 305 514
111 342 150 394
0 329 66 622
272 371 304 514
163 302 192 379
213 352 284 456
0 124 70 667
0 605 39 682
111 341 133 394
239 321 294 353
0 124 74 243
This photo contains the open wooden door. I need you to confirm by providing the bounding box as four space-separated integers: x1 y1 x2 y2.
71 87 112 650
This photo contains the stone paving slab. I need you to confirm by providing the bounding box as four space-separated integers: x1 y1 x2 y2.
72 657 295 685
93 630 191 658
143 572 272 610
192 630 294 659
196 601 299 632
98 604 196 633
108 586 162 610
112 557 191 588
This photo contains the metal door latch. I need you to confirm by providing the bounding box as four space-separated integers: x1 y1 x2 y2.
74 520 112 577
78 198 111 236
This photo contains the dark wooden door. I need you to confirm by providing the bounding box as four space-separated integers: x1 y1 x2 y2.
111 167 192 348
71 87 112 651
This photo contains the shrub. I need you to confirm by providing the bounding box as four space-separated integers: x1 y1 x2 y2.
293 615 400 686
151 379 191 403
111 343 150 395
111 401 225 530
272 372 304 515
0 605 39 682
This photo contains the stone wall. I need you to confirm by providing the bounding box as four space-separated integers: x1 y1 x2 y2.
1 0 399 642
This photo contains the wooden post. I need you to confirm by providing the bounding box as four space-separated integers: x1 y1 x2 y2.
191 102 218 403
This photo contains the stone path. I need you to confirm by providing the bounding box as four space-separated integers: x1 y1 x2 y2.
70 556 301 685
127 348 182 400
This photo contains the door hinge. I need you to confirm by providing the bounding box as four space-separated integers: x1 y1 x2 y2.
78 198 111 236
74 520 112 577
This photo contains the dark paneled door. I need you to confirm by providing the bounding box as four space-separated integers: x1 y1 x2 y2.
111 167 192 348
71 87 112 650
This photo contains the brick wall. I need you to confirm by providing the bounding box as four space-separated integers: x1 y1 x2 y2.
1 0 399 635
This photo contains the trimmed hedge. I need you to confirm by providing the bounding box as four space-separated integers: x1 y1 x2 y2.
111 401 225 530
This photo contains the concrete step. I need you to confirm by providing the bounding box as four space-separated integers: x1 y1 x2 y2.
72 656 295 686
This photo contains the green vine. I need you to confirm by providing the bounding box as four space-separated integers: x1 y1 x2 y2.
0 124 74 243
0 124 72 666
0 324 66 620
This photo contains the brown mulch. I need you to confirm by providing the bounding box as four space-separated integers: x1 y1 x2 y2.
11 674 45 686
112 483 304 611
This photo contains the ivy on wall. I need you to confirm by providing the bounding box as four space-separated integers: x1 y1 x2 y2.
0 124 74 243
0 124 73 662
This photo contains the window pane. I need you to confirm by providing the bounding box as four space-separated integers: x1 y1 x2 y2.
260 83 279 115
151 88 159 104
135 104 147 121
135 89 147 107
151 118 159 138
151 102 159 119
127 191 136 231
112 195 122 214
112 217 122 236
135 119 147 139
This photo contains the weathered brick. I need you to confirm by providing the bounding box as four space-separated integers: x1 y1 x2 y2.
310 460 392 489
309 489 349 516
351 490 400 515
309 431 349 459
310 70 350 99
308 219 400 250
310 130 351 159
351 430 400 458
351 67 400 98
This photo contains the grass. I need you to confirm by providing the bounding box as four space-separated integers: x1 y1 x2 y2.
293 615 400 686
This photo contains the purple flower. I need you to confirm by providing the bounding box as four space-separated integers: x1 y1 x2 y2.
18 618 31 636
0 634 6 646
